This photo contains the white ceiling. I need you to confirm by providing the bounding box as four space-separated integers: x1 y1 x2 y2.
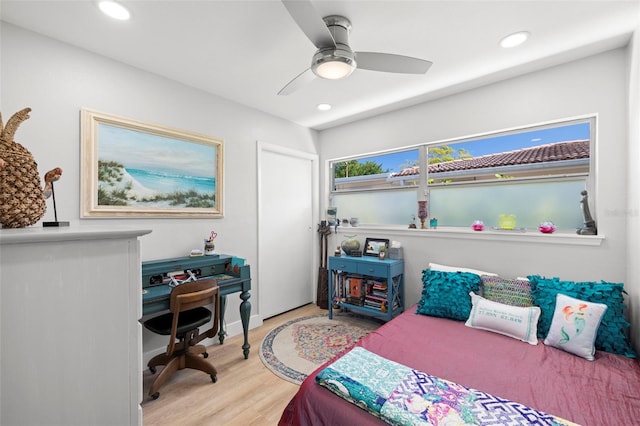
1 1 639 130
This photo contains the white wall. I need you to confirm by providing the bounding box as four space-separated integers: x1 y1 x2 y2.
627 29 640 352
4 22 640 355
1 23 318 353
319 46 640 350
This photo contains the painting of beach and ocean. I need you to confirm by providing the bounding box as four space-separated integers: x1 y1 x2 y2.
81 110 223 218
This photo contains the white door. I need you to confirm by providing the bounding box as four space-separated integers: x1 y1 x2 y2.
258 142 317 319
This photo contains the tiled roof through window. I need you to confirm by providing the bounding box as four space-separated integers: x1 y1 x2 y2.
390 140 589 177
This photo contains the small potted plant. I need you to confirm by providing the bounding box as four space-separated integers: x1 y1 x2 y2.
378 245 387 260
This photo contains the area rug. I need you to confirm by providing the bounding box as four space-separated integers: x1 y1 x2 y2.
260 314 381 385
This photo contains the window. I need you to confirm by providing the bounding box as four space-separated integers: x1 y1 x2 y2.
329 117 593 231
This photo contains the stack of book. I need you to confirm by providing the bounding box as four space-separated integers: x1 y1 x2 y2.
364 279 388 312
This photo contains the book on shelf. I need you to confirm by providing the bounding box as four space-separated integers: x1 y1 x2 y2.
368 279 387 290
349 276 363 298
364 299 388 312
346 296 365 306
334 272 367 305
346 275 365 305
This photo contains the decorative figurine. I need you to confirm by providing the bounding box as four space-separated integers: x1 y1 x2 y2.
42 167 69 227
577 190 597 235
498 214 517 230
539 221 556 234
409 215 417 229
418 201 428 229
472 220 484 231
43 167 62 198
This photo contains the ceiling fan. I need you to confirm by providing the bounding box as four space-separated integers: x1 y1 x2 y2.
278 0 432 95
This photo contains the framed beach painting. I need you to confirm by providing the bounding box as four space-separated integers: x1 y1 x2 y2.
80 109 223 218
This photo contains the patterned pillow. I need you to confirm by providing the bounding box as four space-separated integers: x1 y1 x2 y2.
481 275 533 307
544 293 607 361
529 275 636 358
416 270 481 321
465 292 540 345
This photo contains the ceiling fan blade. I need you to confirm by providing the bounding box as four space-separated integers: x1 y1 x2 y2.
282 0 336 49
355 52 432 74
278 68 316 95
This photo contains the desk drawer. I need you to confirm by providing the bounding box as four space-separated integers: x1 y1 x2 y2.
329 258 358 273
356 262 388 277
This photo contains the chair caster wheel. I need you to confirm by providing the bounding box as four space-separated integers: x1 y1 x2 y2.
149 366 157 374
211 375 217 383
151 392 159 400
203 352 209 358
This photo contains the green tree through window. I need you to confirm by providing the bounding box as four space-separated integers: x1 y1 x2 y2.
334 160 387 178
428 146 472 164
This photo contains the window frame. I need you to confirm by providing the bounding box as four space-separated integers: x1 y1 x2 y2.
328 115 597 232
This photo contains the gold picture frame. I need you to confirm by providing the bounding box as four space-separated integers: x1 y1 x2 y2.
81 109 223 218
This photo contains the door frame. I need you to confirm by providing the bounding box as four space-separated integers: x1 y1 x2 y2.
256 141 319 319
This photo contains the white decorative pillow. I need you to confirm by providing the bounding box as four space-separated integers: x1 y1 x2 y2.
544 293 607 361
465 292 540 345
429 262 497 277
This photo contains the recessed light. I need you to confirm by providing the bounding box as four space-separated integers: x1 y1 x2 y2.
500 31 529 48
98 1 131 20
317 103 332 111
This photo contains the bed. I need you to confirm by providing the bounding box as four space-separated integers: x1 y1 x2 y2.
279 266 640 425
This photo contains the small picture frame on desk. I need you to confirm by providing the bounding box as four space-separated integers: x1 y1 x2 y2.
364 238 389 257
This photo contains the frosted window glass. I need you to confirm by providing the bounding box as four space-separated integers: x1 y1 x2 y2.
429 179 585 230
332 189 417 226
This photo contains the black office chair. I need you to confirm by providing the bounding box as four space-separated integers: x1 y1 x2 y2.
143 278 220 400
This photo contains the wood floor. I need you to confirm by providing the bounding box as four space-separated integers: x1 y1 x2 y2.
142 303 325 426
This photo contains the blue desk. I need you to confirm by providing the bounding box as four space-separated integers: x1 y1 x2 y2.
142 255 251 359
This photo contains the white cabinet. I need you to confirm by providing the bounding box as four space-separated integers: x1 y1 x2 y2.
0 226 151 426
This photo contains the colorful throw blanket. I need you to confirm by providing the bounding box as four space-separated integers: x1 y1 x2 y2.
315 347 578 426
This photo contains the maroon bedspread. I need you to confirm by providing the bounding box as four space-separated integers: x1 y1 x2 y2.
279 305 640 426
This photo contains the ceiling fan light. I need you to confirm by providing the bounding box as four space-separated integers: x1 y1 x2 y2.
312 49 356 80
315 60 354 79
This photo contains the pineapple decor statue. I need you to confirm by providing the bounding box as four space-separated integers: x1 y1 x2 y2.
0 107 47 228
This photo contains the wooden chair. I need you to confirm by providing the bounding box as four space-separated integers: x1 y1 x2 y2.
143 279 220 400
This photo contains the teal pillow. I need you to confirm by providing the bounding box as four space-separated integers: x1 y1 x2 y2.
416 270 481 320
528 275 636 358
